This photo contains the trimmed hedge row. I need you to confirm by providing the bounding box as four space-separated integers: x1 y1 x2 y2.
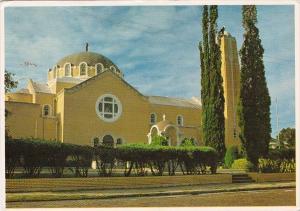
258 148 295 173
5 138 218 178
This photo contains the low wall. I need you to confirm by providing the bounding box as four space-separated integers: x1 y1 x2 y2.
6 174 232 193
248 173 295 183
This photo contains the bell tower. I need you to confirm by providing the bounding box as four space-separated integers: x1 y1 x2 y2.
220 31 241 148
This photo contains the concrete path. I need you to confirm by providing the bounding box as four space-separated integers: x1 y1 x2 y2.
7 181 295 202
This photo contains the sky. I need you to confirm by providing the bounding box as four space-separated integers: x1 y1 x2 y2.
4 5 295 138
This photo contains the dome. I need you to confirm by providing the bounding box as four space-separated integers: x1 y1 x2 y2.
55 51 120 71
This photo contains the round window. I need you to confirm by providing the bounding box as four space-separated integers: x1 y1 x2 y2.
95 94 122 122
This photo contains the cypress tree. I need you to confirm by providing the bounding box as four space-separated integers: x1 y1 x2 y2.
238 5 271 168
199 5 226 160
199 5 210 151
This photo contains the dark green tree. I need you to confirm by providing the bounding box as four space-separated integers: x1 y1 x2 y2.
199 5 226 160
238 5 271 168
278 127 295 148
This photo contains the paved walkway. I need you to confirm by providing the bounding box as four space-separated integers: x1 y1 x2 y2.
7 181 295 202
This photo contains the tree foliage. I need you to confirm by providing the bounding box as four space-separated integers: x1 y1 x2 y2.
238 5 271 168
199 5 226 160
278 127 295 148
5 70 18 93
224 145 240 168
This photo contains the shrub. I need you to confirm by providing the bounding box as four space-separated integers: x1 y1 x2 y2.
94 146 116 176
231 158 255 172
20 138 54 177
176 146 218 175
5 138 23 178
258 147 296 173
47 142 71 177
224 145 239 168
180 138 196 147
116 144 218 176
67 144 94 177
150 135 168 146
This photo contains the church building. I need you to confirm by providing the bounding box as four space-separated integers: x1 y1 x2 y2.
5 32 240 148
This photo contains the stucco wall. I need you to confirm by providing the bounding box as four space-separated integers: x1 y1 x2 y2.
5 93 32 103
62 72 150 145
5 101 57 140
220 35 241 148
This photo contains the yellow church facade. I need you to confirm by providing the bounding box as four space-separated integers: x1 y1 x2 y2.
5 32 240 148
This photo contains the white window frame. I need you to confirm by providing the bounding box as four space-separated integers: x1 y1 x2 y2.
64 63 72 77
177 115 183 126
95 63 104 74
95 94 122 123
150 113 157 124
42 104 51 117
79 62 88 76
110 66 116 72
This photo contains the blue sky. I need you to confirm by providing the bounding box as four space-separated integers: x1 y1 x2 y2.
5 5 295 138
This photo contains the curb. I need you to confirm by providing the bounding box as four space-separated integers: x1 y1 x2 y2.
7 184 295 203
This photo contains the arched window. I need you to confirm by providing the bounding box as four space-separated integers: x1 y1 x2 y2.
93 137 100 147
102 135 114 147
95 63 104 74
150 113 157 124
64 63 71 77
79 62 87 76
110 66 116 72
177 115 183 126
116 138 123 145
43 104 51 117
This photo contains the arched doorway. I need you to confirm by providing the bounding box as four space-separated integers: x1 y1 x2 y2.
102 135 114 147
165 126 178 146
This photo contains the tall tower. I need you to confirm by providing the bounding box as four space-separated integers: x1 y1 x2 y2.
220 31 241 148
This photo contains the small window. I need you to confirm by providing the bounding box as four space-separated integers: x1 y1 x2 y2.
43 105 51 117
110 66 116 72
93 137 100 147
79 62 87 76
64 63 71 77
150 113 156 124
177 115 183 126
116 138 122 145
95 63 104 74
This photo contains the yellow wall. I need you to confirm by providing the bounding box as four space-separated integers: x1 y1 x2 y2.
6 72 202 146
5 101 57 140
150 104 202 145
62 72 150 145
220 34 241 148
56 72 202 146
49 81 78 94
55 91 65 141
5 93 32 103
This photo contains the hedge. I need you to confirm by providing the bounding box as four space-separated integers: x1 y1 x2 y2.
258 148 295 173
5 138 219 178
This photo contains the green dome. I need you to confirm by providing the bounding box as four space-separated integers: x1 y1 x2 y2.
56 51 120 70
